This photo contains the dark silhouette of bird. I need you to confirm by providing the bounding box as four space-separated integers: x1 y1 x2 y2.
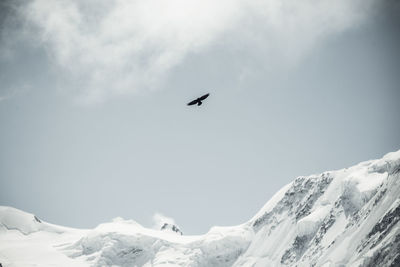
187 93 210 106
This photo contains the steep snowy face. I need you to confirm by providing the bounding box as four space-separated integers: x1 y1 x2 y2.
0 150 399 266
235 150 400 266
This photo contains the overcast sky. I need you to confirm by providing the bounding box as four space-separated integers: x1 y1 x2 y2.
0 0 399 234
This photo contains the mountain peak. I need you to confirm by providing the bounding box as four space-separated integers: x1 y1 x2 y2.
160 223 183 235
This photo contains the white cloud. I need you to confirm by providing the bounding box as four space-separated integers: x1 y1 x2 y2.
19 0 374 104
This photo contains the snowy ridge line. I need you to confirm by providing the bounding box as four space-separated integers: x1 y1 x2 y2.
0 150 400 266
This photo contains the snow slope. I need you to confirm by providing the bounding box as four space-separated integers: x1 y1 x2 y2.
1 150 400 266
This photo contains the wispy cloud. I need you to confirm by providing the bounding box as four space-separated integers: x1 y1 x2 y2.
0 83 30 102
15 0 374 104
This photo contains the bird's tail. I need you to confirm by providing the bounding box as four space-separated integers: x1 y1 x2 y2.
197 101 202 106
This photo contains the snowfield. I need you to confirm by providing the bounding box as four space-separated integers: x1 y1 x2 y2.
1 150 400 266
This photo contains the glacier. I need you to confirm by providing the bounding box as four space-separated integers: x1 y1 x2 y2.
1 150 399 266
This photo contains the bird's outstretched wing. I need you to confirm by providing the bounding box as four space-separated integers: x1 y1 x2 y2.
199 93 210 101
187 99 199 106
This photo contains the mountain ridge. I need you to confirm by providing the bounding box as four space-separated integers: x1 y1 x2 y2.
1 150 399 266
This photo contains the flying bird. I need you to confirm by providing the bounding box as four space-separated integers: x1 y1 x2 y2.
187 93 210 106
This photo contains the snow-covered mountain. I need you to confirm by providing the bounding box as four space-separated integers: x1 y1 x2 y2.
1 150 399 266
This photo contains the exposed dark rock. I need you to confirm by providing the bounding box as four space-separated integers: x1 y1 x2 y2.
34 215 41 223
367 202 400 248
253 174 333 231
281 235 312 265
161 223 183 235
362 233 400 267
